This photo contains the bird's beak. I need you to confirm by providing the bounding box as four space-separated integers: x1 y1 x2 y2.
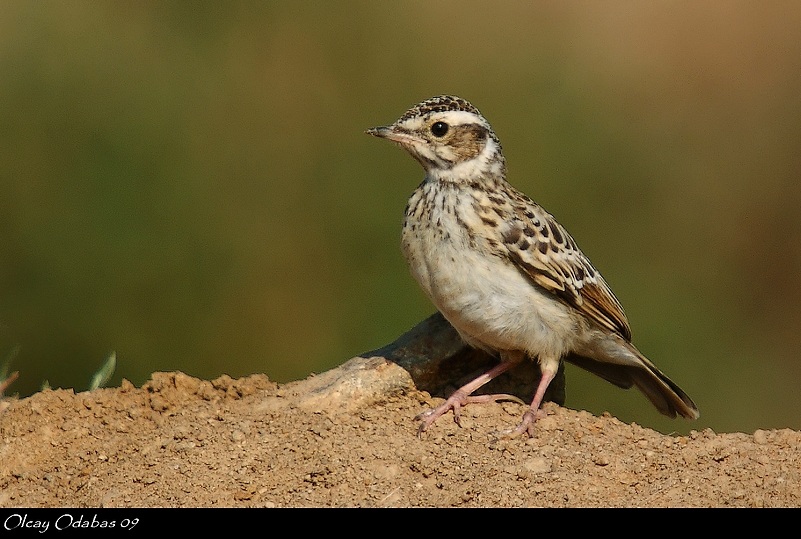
365 125 418 145
365 125 393 138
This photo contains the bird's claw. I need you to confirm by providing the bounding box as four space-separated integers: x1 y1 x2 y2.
493 407 547 439
416 392 526 436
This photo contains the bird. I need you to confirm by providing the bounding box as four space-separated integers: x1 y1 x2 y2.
365 95 699 437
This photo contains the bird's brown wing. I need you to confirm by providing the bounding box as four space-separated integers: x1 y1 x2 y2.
497 194 632 341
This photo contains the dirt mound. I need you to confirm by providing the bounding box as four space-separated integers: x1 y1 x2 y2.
1 355 798 508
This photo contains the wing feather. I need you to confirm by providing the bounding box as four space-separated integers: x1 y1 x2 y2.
484 189 632 340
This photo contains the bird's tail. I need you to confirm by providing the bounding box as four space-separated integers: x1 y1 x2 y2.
565 342 699 420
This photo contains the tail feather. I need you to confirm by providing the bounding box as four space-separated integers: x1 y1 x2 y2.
565 346 699 420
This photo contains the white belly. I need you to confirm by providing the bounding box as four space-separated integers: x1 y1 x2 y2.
402 204 578 360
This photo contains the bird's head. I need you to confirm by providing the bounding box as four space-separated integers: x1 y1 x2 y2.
366 95 506 181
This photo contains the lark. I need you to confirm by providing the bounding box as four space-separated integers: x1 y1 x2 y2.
366 95 699 436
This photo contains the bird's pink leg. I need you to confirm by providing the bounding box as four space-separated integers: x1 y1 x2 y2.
502 366 557 437
416 360 523 435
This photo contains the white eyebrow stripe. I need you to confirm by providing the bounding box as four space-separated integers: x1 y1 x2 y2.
429 110 486 126
399 110 487 131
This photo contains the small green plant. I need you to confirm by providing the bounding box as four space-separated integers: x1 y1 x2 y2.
1 347 118 400
0 344 21 397
88 351 117 390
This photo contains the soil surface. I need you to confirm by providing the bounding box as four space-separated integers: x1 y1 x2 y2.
1 355 799 508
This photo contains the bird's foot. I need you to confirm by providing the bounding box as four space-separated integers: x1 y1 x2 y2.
416 391 524 436
495 407 548 438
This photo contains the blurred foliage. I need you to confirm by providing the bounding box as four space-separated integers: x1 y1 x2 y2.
88 351 116 391
1 1 800 435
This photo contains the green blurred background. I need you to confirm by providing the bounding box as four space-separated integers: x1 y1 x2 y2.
2 1 800 435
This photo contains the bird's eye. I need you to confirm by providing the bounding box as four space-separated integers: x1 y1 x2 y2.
430 121 449 137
